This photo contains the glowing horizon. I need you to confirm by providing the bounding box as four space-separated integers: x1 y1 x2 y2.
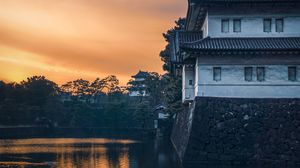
0 0 186 85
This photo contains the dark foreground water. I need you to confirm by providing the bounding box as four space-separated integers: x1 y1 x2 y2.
0 127 181 168
0 138 181 168
0 128 257 168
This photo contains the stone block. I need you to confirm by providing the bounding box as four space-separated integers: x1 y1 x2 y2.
171 97 300 167
219 154 235 161
207 153 219 160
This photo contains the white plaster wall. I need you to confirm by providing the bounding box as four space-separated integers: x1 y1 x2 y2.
129 91 141 97
201 12 209 38
207 15 300 37
197 85 300 98
129 91 148 97
196 64 300 98
196 55 300 65
135 78 145 82
195 58 200 97
193 55 300 98
182 65 195 102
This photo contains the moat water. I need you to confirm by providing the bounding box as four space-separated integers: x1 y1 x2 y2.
0 138 181 168
0 127 183 168
0 128 256 168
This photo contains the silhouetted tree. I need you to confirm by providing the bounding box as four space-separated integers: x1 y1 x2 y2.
0 81 6 102
143 72 164 105
61 79 90 96
158 18 185 117
160 18 186 72
161 75 183 116
21 76 59 105
133 101 152 128
102 75 120 93
0 76 67 126
90 78 106 95
0 74 161 128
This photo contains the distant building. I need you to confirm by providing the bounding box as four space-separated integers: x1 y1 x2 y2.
167 0 300 103
128 71 150 97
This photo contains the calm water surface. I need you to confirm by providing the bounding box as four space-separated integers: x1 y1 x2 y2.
0 138 182 168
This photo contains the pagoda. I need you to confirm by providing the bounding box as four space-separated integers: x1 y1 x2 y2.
128 71 150 97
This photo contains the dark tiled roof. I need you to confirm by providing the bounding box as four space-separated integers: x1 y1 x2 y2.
132 71 149 78
169 31 202 63
190 0 300 3
181 37 300 51
178 31 203 43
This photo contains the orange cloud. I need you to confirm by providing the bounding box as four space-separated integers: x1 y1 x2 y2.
0 0 186 85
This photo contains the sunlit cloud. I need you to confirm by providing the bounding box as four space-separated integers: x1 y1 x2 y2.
0 0 186 85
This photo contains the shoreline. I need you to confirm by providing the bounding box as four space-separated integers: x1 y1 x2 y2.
0 127 157 140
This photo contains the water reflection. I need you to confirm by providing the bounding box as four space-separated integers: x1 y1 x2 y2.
0 138 181 168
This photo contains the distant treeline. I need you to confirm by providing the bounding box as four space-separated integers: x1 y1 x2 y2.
0 73 182 129
0 17 185 130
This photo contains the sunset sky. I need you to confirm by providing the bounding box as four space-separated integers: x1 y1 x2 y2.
0 0 186 85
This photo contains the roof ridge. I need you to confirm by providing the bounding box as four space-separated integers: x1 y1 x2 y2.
186 37 300 43
209 37 300 39
181 36 209 45
180 37 300 50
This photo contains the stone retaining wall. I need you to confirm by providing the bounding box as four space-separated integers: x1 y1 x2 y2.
171 97 300 167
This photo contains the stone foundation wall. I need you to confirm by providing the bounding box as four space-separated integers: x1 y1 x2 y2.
171 106 192 161
171 97 300 167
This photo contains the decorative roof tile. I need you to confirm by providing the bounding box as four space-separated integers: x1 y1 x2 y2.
169 31 203 63
178 31 203 43
181 37 300 51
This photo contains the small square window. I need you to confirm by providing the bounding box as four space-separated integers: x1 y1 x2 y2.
189 80 193 86
276 18 284 32
233 19 241 32
244 67 253 81
263 19 272 32
213 67 221 81
257 67 265 82
288 66 297 81
221 19 229 33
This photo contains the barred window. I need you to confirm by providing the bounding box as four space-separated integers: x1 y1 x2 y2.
189 80 193 86
213 67 221 81
257 67 265 81
263 19 272 32
221 19 229 33
288 66 297 81
276 18 284 32
244 67 253 81
233 19 241 32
